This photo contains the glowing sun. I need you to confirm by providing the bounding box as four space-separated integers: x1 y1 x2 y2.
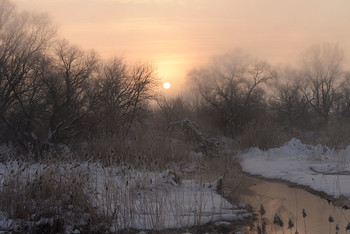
163 82 171 89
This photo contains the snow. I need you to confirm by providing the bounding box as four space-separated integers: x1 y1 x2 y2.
0 161 250 232
239 138 350 199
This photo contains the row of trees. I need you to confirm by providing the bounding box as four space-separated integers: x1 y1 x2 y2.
1 0 350 155
0 0 159 155
185 44 350 143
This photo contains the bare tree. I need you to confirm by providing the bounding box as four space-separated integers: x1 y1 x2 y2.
42 40 101 145
98 58 159 137
300 43 344 123
0 0 159 154
0 1 56 149
190 50 276 135
271 68 308 123
156 96 191 125
335 72 350 119
123 61 159 135
98 57 129 137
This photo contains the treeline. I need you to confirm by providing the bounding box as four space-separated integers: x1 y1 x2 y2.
0 1 158 155
172 45 350 149
2 0 350 157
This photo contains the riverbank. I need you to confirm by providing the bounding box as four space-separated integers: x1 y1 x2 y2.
0 159 252 233
234 138 350 233
239 139 350 204
211 158 348 234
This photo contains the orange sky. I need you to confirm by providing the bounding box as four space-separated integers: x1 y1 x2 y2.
16 0 350 95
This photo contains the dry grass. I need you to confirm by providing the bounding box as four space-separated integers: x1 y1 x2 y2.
0 147 238 232
238 120 289 150
84 131 191 171
323 121 350 149
0 160 97 232
0 125 251 233
0 162 225 232
182 148 244 206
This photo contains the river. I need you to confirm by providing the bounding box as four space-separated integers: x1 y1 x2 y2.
233 170 350 234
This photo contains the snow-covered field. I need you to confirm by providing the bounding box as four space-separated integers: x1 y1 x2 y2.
0 161 250 232
239 138 350 199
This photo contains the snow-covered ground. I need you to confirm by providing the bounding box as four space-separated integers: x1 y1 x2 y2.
239 138 350 199
0 161 250 232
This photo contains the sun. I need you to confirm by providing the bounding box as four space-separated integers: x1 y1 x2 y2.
163 82 171 89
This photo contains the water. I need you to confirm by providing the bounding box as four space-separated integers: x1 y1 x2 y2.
240 178 350 234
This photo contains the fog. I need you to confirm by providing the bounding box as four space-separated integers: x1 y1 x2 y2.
16 0 350 94
2 3 350 232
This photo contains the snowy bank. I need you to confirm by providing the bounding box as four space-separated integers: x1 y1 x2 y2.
0 161 250 232
239 138 350 199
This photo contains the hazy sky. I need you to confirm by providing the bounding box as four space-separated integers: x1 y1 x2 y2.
16 0 350 93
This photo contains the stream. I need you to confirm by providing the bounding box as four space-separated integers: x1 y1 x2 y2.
237 173 350 234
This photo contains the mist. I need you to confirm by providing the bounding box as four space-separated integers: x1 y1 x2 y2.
2 1 350 233
16 0 350 95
